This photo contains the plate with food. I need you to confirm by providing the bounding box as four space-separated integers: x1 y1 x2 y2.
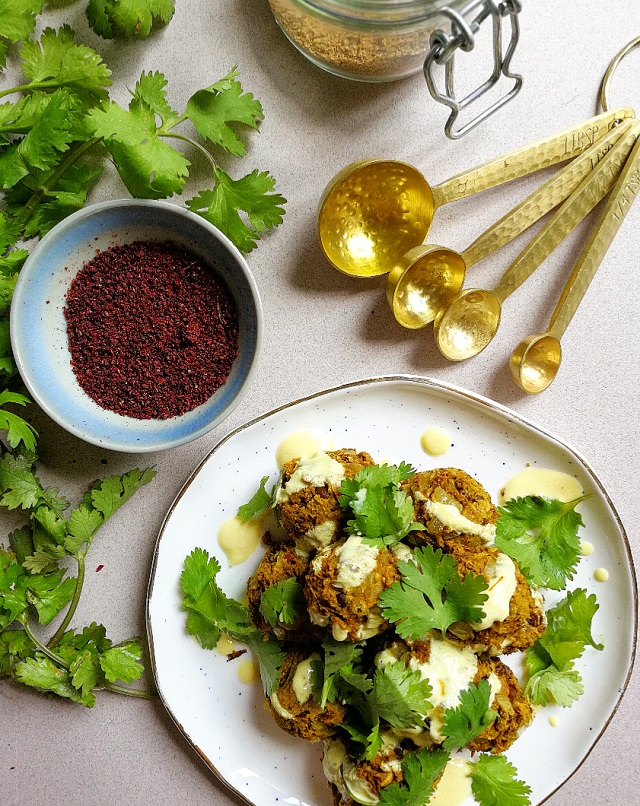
146 375 636 806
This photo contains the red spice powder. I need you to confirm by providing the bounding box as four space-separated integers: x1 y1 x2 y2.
64 241 239 420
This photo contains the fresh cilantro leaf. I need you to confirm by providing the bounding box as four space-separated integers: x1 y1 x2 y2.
524 588 601 707
338 463 422 547
244 631 286 696
14 654 85 704
259 577 305 628
8 525 34 566
131 71 179 127
0 628 34 676
25 569 76 624
19 26 111 102
187 167 286 254
180 548 284 693
184 68 263 157
0 0 45 46
69 647 100 702
64 504 104 554
379 747 449 806
0 93 51 136
87 94 189 198
379 546 488 639
496 495 588 590
340 721 383 761
0 211 22 252
89 467 156 520
319 636 365 707
99 641 144 683
237 475 272 521
370 662 432 729
470 754 531 806
0 452 43 509
87 0 175 39
0 546 29 626
441 679 497 751
0 390 37 450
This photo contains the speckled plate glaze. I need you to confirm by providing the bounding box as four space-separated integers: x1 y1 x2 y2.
146 376 636 806
10 200 262 453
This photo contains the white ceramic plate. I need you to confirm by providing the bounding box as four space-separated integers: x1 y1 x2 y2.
147 376 637 806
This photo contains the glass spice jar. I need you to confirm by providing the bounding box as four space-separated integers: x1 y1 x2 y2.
267 0 523 137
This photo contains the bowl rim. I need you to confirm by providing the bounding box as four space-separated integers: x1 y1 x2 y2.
10 198 264 453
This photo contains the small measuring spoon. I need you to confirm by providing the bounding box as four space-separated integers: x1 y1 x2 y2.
317 107 634 278
385 119 635 329
433 121 639 361
510 133 640 394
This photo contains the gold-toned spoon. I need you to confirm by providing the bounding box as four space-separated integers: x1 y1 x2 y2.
433 121 639 361
385 119 635 330
317 107 634 278
510 133 640 393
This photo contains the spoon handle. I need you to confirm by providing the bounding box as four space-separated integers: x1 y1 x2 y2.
547 135 640 341
461 120 635 268
492 123 639 303
432 107 634 208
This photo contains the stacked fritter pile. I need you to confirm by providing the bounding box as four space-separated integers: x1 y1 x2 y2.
246 448 546 805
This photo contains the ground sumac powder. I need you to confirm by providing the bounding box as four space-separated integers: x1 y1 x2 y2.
64 240 239 420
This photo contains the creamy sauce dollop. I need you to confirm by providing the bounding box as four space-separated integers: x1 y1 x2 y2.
217 514 263 566
501 467 584 503
420 427 452 457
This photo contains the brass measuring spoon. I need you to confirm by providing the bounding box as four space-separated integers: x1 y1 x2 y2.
317 107 634 278
510 132 640 393
385 119 634 330
433 121 639 361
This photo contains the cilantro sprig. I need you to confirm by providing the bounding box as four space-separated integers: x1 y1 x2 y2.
524 588 603 707
378 747 449 806
259 578 305 629
470 754 532 806
441 679 497 751
496 495 588 590
0 452 155 705
86 0 175 39
180 547 285 695
338 462 424 547
379 545 488 639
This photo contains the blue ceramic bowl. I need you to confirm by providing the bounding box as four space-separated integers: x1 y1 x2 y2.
10 200 263 453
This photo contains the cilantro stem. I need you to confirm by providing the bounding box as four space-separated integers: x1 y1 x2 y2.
21 619 70 669
48 553 86 649
163 131 217 173
102 682 155 699
0 81 62 101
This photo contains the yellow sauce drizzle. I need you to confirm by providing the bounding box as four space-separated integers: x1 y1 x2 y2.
216 632 235 656
217 515 263 566
420 427 452 457
430 758 472 805
594 568 609 582
275 430 333 470
500 467 584 504
237 659 260 685
580 541 594 556
549 715 560 727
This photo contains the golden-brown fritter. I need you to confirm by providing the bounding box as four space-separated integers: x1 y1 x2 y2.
323 735 405 806
469 656 533 754
276 449 374 553
304 535 401 641
266 648 345 741
447 544 546 655
402 468 498 552
246 543 319 642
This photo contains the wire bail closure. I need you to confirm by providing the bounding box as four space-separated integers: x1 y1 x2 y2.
424 0 523 139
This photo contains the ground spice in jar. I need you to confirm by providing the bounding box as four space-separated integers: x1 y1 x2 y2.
64 240 239 420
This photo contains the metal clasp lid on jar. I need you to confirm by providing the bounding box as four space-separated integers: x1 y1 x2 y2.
424 0 523 139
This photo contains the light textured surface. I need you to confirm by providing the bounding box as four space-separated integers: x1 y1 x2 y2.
2 3 640 806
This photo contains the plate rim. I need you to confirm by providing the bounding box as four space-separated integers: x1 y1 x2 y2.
146 373 638 806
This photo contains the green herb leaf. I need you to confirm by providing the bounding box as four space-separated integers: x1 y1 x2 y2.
15 654 85 703
0 390 37 450
0 452 43 509
0 628 34 677
89 467 156 520
379 546 488 639
187 166 286 254
19 26 111 102
0 0 45 47
470 754 531 806
87 0 175 39
25 569 76 624
441 679 497 751
237 475 272 521
184 68 263 157
369 662 432 729
244 631 287 697
379 747 449 806
99 641 144 683
319 637 365 708
496 495 588 590
259 577 305 628
524 588 602 707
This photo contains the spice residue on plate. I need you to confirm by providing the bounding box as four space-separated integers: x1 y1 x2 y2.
64 241 239 420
